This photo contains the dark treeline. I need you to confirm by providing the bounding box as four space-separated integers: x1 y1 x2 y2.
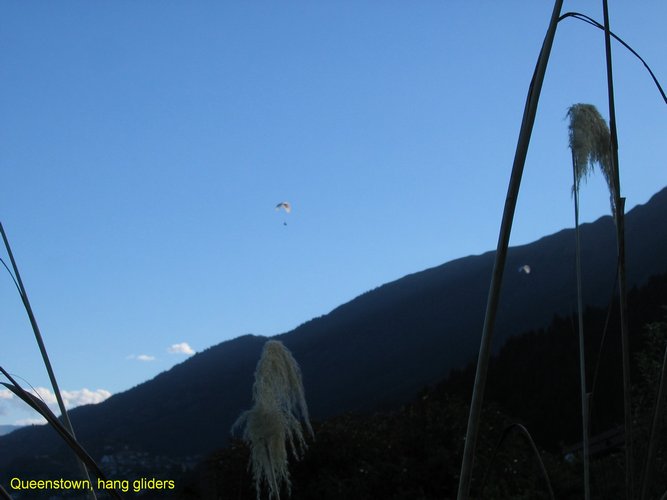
178 272 667 499
444 270 667 450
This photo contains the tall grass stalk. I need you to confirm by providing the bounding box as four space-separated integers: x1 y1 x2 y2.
567 102 612 500
232 340 313 500
572 164 590 500
0 223 96 498
560 26 665 498
455 2 563 498
601 3 633 497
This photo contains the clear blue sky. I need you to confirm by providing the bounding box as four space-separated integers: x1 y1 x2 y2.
1 2 665 426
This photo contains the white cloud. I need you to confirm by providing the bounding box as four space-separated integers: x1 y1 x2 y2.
0 389 13 416
167 342 195 355
61 388 112 408
0 386 111 424
1 386 61 407
127 354 156 362
15 417 47 426
32 387 58 405
28 387 112 409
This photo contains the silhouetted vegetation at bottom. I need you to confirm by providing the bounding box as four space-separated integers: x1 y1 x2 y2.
178 392 582 499
178 273 667 499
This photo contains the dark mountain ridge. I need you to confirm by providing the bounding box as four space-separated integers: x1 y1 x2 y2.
183 271 667 500
2 186 666 471
0 425 20 437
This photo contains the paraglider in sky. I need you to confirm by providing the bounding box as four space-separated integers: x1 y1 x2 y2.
518 264 531 274
275 202 291 213
275 202 291 225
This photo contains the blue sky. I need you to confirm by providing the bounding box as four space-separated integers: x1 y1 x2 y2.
0 2 665 426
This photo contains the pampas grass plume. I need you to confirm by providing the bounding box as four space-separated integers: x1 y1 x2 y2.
232 340 313 500
566 103 615 212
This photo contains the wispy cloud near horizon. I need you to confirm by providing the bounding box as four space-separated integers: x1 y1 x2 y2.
26 387 112 409
15 417 48 426
127 354 156 362
0 387 112 425
167 342 195 355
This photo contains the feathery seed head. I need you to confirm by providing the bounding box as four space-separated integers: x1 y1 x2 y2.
566 103 615 213
232 340 312 500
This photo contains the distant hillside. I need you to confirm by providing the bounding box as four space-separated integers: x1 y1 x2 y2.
0 425 21 437
182 271 667 500
1 186 666 476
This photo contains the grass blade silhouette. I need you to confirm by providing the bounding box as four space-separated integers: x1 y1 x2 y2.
559 12 667 106
0 222 96 498
456 2 563 497
0 367 123 500
601 3 633 497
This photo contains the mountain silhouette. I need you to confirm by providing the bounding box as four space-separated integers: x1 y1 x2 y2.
1 186 666 473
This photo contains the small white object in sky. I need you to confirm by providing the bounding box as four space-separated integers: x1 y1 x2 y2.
518 264 531 274
126 354 156 362
168 342 195 355
275 201 292 213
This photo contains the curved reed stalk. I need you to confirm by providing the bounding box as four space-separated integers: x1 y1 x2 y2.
559 12 667 106
0 367 123 500
0 222 96 498
0 224 77 434
479 423 555 500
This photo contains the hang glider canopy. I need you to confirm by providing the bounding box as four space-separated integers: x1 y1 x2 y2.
275 202 292 213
